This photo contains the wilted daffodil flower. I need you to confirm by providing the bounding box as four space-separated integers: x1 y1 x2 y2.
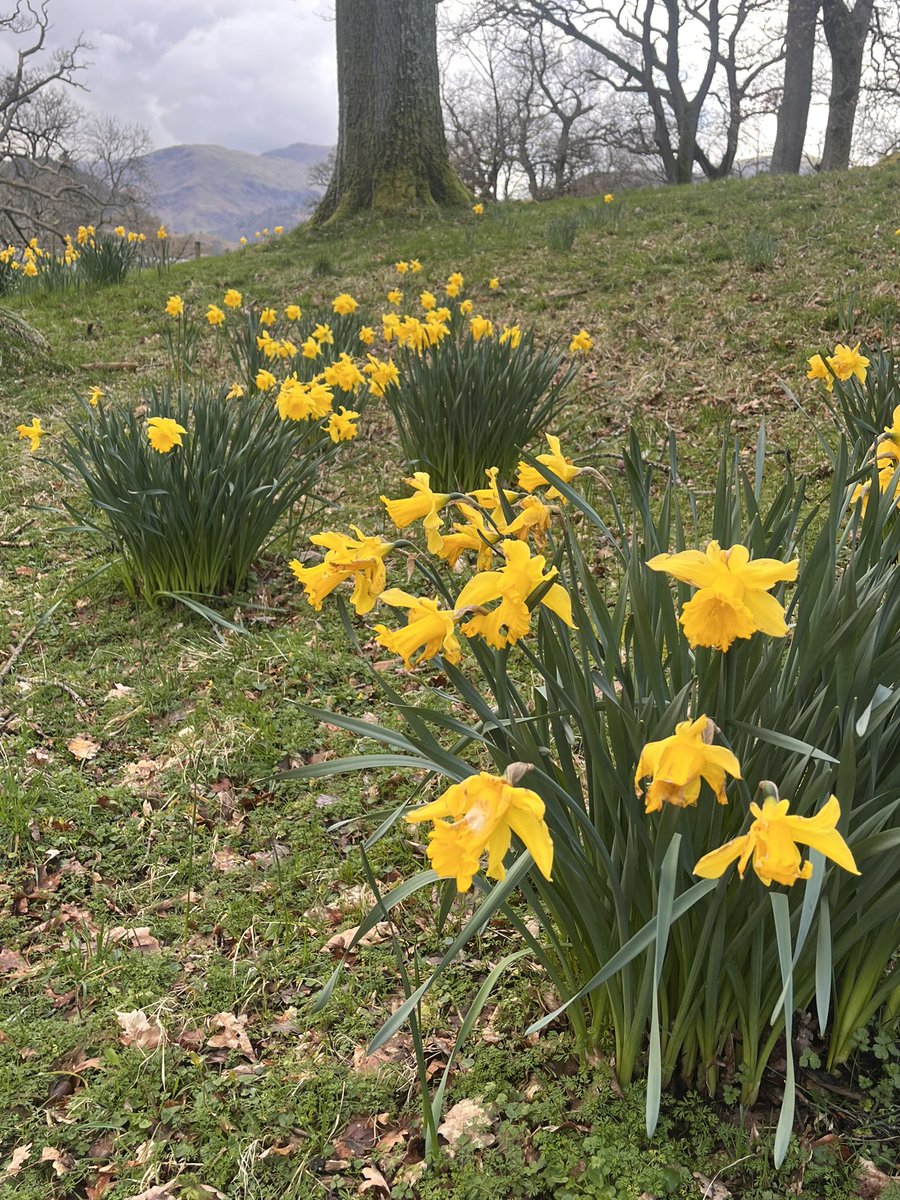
290 527 392 615
456 540 573 649
405 766 553 892
635 716 741 813
694 790 859 887
146 416 186 453
374 589 461 669
647 541 798 653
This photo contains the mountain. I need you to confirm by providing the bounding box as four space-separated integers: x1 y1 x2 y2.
139 142 331 243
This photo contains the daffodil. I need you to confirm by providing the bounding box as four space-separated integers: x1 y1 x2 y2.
456 540 574 649
694 793 859 887
387 289 403 306
436 506 501 570
364 355 400 397
569 329 593 354
647 541 798 652
274 225 283 234
114 225 125 237
395 260 409 274
285 304 302 321
323 353 365 393
882 404 900 445
165 294 184 318
603 193 614 203
517 434 582 500
409 259 423 272
333 292 358 315
312 322 334 344
16 417 43 452
405 769 553 892
223 288 242 309
255 369 277 392
851 457 900 515
206 304 225 326
635 716 741 813
488 277 500 289
259 307 277 327
448 272 464 291
157 225 167 239
472 203 485 215
806 353 833 391
225 383 244 400
470 315 493 341
459 298 474 315
500 324 522 349
358 325 376 345
324 405 359 442
146 416 186 453
301 337 321 359
374 589 461 668
827 342 869 385
22 260 38 277
419 290 437 311
381 472 451 553
87 386 104 407
290 526 392 614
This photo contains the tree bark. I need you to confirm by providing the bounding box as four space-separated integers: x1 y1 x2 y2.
771 0 821 173
312 0 469 225
820 0 875 171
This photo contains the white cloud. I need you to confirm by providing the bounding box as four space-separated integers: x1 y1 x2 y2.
13 0 338 153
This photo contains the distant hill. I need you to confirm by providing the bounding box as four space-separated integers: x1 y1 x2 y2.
140 142 332 242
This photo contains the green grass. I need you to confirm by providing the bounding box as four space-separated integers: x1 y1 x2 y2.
1 165 899 1198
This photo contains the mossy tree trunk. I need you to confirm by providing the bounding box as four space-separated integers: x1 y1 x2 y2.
311 0 470 225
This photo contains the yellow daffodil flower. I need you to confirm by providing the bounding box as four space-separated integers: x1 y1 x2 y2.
22 260 38 277
405 769 553 892
420 290 437 310
223 288 242 308
374 589 461 668
114 225 125 237
517 434 582 500
285 304 302 321
290 526 392 614
500 324 522 349
381 472 451 553
87 386 104 407
16 417 43 451
206 304 225 326
324 405 359 443
259 307 277 327
157 225 167 239
301 337 321 359
635 716 741 813
323 353 365 393
255 369 277 391
448 272 464 291
603 193 614 203
827 342 869 385
472 203 485 215
312 322 334 344
456 539 574 649
488 277 500 289
333 292 359 315
165 294 184 318
647 541 799 653
358 326 376 345
274 225 283 234
364 355 400 397
395 261 409 274
225 383 244 400
409 259 423 272
387 289 403 306
470 315 493 341
459 298 474 315
694 793 859 887
146 416 186 453
806 353 833 391
569 329 593 354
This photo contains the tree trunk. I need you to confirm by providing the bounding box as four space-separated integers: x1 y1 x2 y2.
311 0 469 225
771 0 821 174
820 0 875 171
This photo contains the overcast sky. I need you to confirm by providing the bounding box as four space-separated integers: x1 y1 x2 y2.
20 0 340 154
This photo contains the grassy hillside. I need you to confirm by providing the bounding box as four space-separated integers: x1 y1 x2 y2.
0 166 898 1200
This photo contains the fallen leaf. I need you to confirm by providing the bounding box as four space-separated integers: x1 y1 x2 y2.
67 735 100 761
438 1099 495 1155
121 1187 177 1200
211 847 242 873
0 948 30 976
107 926 161 953
323 922 391 955
207 1012 255 1060
857 1158 900 1200
359 1164 391 1195
351 1034 413 1074
41 1146 73 1176
116 1009 166 1050
2 1144 31 1178
693 1173 731 1200
26 746 53 767
105 683 135 700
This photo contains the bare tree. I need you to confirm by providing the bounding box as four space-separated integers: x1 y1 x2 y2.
820 0 876 170
77 114 153 224
770 0 821 173
0 0 91 242
469 1 785 184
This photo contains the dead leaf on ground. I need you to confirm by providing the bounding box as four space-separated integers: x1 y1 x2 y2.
211 847 242 873
323 921 391 955
41 1146 74 1176
105 683 135 700
107 926 161 953
352 1034 413 1075
116 1009 166 1050
359 1164 391 1195
67 735 100 761
693 1173 731 1200
121 1187 178 1200
2 1144 31 1178
206 1012 255 1060
857 1158 900 1200
0 948 31 977
438 1099 496 1155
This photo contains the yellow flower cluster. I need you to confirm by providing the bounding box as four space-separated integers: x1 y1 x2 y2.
851 404 900 515
806 342 869 393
